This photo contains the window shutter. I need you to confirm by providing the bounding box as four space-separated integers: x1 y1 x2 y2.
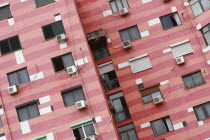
35 0 55 7
129 55 152 73
170 41 193 58
0 5 12 20
98 62 115 75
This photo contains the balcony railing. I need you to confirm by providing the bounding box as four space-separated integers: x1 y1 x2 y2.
113 107 131 123
93 48 110 61
104 78 120 91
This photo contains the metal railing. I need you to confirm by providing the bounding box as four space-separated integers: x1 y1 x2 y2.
104 78 120 91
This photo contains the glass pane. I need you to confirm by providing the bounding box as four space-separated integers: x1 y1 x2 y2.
120 132 129 140
201 0 210 11
142 95 153 103
42 24 54 40
35 0 55 7
116 0 123 10
84 124 95 137
202 26 210 33
128 26 141 41
9 36 21 51
118 123 135 133
151 119 167 136
164 117 174 131
110 1 118 13
183 76 194 89
127 129 138 140
0 40 10 55
192 72 204 87
52 21 65 36
122 0 129 8
204 31 210 46
205 102 210 118
18 108 29 121
191 2 203 16
62 92 75 106
0 117 3 128
120 29 131 42
27 104 39 119
161 15 174 30
18 69 30 85
8 72 20 86
194 105 206 121
61 54 74 68
73 88 85 102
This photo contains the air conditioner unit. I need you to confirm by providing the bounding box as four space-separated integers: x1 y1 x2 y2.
8 85 17 95
75 100 86 110
56 34 66 42
175 56 185 65
119 8 128 15
84 136 95 140
66 65 78 77
122 40 131 49
153 95 163 104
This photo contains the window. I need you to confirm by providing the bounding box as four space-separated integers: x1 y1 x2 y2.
202 24 210 46
42 20 65 40
98 62 120 91
89 37 110 61
0 4 12 21
51 53 74 72
0 35 22 55
129 54 152 74
189 0 210 17
0 117 3 128
119 26 141 42
151 116 174 136
109 0 129 13
61 86 85 107
139 84 162 104
7 68 30 86
194 101 210 121
31 136 46 140
35 0 55 7
109 92 131 123
170 40 193 58
182 71 205 89
160 13 181 30
16 100 40 122
118 124 138 140
71 119 96 140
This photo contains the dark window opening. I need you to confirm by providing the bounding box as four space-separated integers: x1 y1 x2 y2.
42 20 65 40
194 101 210 121
160 13 181 30
109 92 131 123
0 4 12 21
0 35 22 55
89 37 110 61
51 53 74 72
61 86 85 106
7 68 30 86
73 124 96 140
119 25 141 42
35 0 55 7
103 70 120 91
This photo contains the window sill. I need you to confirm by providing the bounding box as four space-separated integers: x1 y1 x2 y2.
163 24 182 31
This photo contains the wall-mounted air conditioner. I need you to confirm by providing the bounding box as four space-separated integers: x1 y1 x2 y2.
75 100 86 110
8 85 17 95
153 95 163 104
56 34 66 42
176 56 185 65
66 65 78 77
119 8 128 16
122 40 131 49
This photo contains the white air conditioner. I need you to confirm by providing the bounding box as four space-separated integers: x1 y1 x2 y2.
75 100 86 110
56 34 66 42
84 136 96 140
175 56 185 65
119 8 128 15
153 95 163 104
8 85 17 95
66 65 78 77
122 40 131 49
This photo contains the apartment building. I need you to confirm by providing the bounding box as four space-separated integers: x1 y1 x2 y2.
76 0 210 140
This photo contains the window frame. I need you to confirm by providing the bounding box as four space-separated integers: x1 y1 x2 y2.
119 25 141 42
109 0 129 13
35 0 55 8
61 85 85 107
0 35 22 56
182 70 205 89
194 101 210 121
16 100 40 122
201 24 210 46
117 123 138 140
41 20 65 40
160 12 182 30
189 0 210 17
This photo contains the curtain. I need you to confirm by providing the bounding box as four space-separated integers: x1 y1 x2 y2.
192 72 204 86
161 16 173 30
8 72 20 86
194 106 206 121
120 30 130 42
18 69 30 84
27 104 39 119
151 119 167 136
18 108 29 121
73 88 85 102
63 92 75 106
62 54 74 68
129 26 141 41
183 76 194 89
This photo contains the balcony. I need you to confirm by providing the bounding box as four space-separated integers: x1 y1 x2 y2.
104 78 120 91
